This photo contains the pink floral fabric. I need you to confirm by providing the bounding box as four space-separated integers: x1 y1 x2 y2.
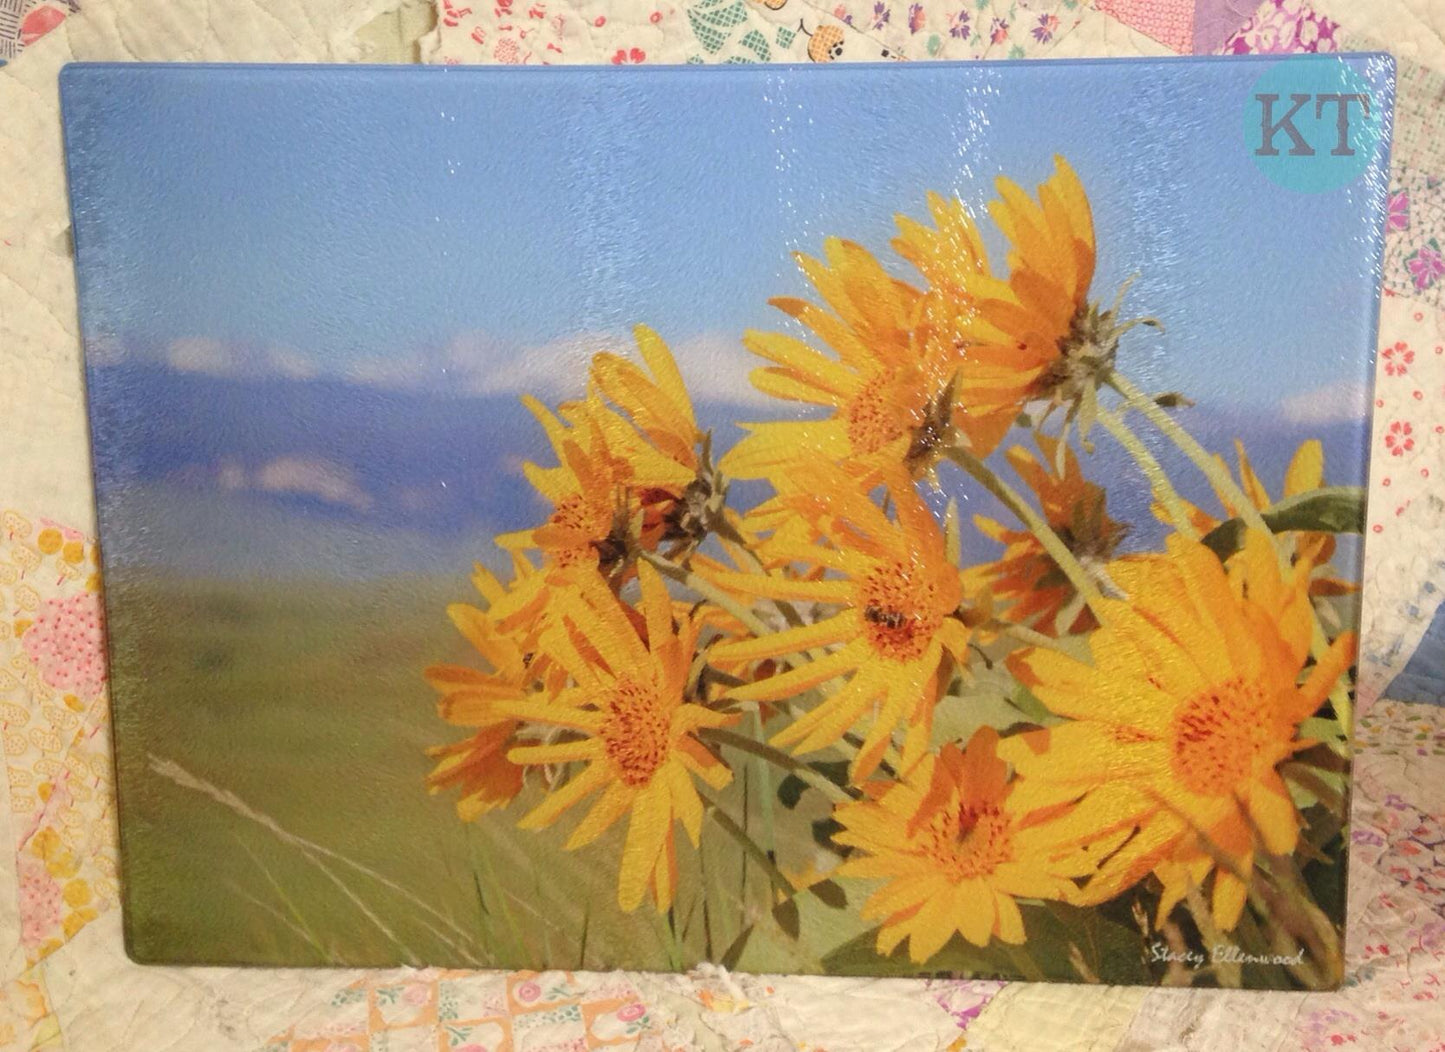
1220 0 1339 53
1 513 120 964
1384 170 1445 309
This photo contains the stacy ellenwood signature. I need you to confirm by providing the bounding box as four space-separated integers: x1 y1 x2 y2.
1149 942 1308 968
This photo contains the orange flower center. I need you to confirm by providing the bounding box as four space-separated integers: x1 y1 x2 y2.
858 560 945 662
922 800 1014 881
1170 678 1274 797
599 674 672 787
548 495 611 567
845 374 908 456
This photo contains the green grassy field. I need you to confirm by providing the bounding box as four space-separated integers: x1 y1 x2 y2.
108 569 872 971
107 566 1350 984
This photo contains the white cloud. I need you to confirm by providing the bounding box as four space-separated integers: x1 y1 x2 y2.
143 328 782 409
1280 379 1371 425
163 338 322 381
265 347 318 381
252 456 373 512
165 337 232 376
85 333 128 367
452 330 602 400
667 332 776 408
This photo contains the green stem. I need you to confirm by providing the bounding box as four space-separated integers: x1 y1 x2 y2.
704 797 793 897
642 551 776 641
1004 941 1047 983
1106 370 1354 726
988 619 1072 653
943 445 1104 614
750 711 777 858
725 533 806 626
1105 369 1270 536
724 532 837 665
1095 407 1199 541
700 727 856 804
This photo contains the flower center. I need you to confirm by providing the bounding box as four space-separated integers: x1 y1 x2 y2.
1038 304 1119 403
549 493 635 575
599 674 672 787
549 495 611 566
857 560 945 663
923 801 1014 881
1170 678 1273 797
845 374 910 456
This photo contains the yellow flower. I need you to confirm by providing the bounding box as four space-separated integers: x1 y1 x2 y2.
498 562 737 912
1002 531 1357 931
895 156 1110 426
497 325 703 580
721 239 1012 484
424 562 562 820
833 728 1097 963
963 435 1126 636
1157 439 1354 595
707 469 976 780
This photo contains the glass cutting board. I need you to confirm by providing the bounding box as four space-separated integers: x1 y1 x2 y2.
61 56 1392 986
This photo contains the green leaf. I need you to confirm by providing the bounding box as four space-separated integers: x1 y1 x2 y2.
773 897 801 940
812 817 844 851
776 760 850 809
1009 682 1061 727
720 924 752 969
931 688 1034 749
1201 486 1366 560
821 926 1005 978
810 879 847 910
819 899 1153 983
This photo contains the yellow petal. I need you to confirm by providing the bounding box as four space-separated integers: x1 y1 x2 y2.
909 887 964 962
954 880 997 948
634 323 697 430
993 889 1026 945
663 761 705 847
710 610 856 663
516 763 608 830
566 781 633 849
1248 770 1300 856
1283 440 1324 497
495 698 604 732
618 782 671 911
1288 630 1357 723
1212 869 1250 931
507 739 598 766
729 639 867 703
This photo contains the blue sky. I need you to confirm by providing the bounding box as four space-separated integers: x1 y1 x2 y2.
64 57 1391 414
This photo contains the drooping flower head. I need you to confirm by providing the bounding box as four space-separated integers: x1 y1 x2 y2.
1002 531 1357 932
497 325 708 584
498 562 737 912
707 468 980 780
721 238 1013 485
424 561 564 819
833 727 1102 963
896 157 1140 433
963 435 1127 636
